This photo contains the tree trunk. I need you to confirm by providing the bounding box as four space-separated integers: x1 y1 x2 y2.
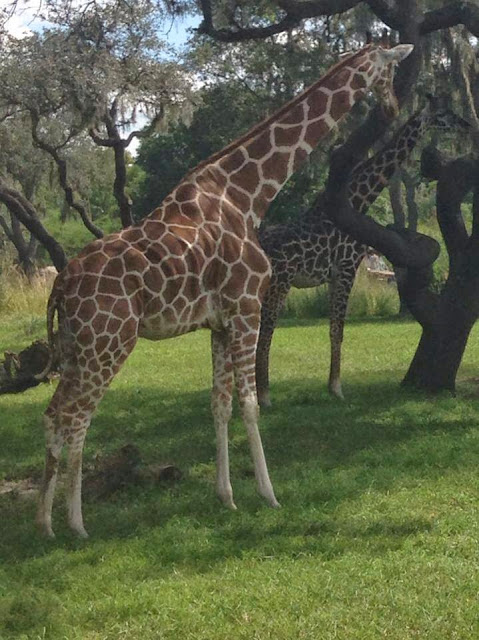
0 181 67 271
403 239 479 390
112 140 134 228
402 151 479 391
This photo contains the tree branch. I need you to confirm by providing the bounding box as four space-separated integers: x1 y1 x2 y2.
0 180 67 271
30 109 104 239
89 127 116 147
324 185 440 269
0 213 14 242
420 1 479 37
123 106 165 147
365 1 402 31
197 0 363 42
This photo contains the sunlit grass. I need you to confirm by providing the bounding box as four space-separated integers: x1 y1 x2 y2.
0 263 51 317
1 315 479 639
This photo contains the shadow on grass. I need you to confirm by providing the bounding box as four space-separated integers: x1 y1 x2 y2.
1 373 474 542
1 369 477 637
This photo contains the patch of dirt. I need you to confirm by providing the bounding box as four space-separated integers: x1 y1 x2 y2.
0 444 183 502
0 478 40 500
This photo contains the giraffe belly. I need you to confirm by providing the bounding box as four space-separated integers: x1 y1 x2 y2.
138 292 226 340
292 273 328 289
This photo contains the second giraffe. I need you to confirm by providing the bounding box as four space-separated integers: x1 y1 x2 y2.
256 96 470 407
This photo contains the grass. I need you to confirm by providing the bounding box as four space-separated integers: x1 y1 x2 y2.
0 264 52 317
1 314 479 639
284 268 399 319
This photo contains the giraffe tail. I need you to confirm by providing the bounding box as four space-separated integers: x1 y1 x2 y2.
33 283 63 381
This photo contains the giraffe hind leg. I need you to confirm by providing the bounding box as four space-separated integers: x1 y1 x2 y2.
37 333 138 538
36 405 64 538
211 330 236 509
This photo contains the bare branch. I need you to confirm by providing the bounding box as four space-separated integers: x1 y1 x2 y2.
0 180 67 271
30 110 104 239
124 105 165 147
324 184 440 269
89 127 116 147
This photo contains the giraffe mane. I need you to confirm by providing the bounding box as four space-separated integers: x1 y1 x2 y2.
184 44 375 179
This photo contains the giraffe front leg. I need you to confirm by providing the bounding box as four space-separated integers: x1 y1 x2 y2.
211 330 236 510
328 264 357 399
231 319 279 508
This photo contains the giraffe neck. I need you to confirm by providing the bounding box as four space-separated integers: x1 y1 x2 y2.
349 108 430 214
167 46 388 229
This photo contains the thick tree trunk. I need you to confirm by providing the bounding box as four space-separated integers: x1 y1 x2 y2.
403 242 479 390
401 151 479 391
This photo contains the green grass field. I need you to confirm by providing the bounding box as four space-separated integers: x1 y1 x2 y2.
1 314 479 639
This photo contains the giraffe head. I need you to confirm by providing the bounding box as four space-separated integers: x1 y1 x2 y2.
366 44 414 119
424 93 471 132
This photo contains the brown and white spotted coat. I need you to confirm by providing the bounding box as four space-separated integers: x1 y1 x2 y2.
37 43 413 538
256 98 470 406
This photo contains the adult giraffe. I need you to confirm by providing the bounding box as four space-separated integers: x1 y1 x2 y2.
256 96 470 407
37 43 413 538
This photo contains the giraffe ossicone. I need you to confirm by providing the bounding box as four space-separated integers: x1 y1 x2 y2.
36 43 413 538
256 95 470 408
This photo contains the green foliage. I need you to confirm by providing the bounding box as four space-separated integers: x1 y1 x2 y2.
37 212 122 261
1 316 479 638
134 27 346 224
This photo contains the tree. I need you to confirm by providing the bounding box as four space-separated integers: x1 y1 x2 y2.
197 0 479 392
0 0 193 263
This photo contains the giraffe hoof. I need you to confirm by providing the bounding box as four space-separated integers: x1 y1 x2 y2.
217 490 237 511
71 526 89 539
268 498 281 509
328 384 344 400
258 394 272 409
36 522 56 539
220 498 237 511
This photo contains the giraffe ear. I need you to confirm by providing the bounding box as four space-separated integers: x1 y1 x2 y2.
378 44 414 65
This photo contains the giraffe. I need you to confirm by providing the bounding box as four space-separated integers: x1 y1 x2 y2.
256 95 470 407
36 43 413 538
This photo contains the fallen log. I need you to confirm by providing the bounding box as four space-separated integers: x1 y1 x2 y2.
0 339 58 394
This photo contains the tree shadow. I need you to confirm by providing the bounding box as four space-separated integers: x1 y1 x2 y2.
1 370 477 637
1 372 474 548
